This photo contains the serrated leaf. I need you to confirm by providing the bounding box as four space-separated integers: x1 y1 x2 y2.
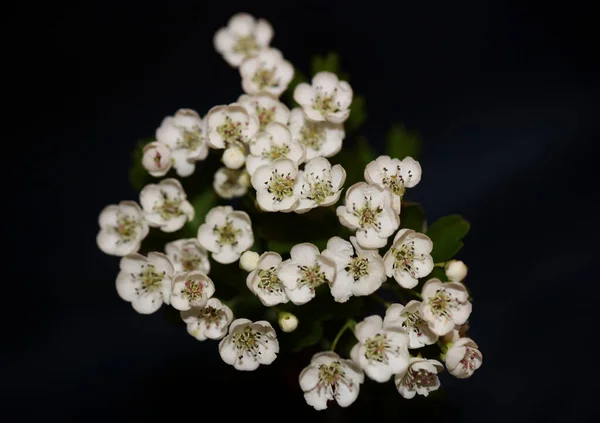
400 203 426 231
346 94 366 133
426 214 470 262
386 123 421 160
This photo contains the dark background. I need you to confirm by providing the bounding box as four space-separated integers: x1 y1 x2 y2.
5 0 598 421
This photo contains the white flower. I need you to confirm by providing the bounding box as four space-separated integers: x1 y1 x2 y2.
197 206 254 264
383 229 434 289
293 71 353 123
394 358 444 399
420 278 472 336
321 236 386 303
442 323 470 344
350 315 410 383
213 13 273 68
97 201 149 256
277 243 337 305
364 155 421 204
445 337 483 379
336 182 400 249
219 318 279 371
445 260 468 282
251 158 299 212
155 109 209 177
164 238 210 274
288 107 345 160
246 252 289 306
294 157 346 214
384 302 438 349
237 94 290 131
116 252 174 314
180 298 234 341
142 141 172 177
299 351 364 411
246 122 305 175
170 270 216 311
222 146 246 169
278 312 298 333
239 250 260 272
213 167 250 199
240 48 294 98
139 178 194 233
206 103 259 150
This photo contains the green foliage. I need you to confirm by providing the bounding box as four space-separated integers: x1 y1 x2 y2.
290 320 324 352
181 188 217 237
400 202 426 232
426 214 470 262
281 67 308 107
332 136 375 187
345 94 367 133
129 138 155 191
386 123 421 160
310 52 350 81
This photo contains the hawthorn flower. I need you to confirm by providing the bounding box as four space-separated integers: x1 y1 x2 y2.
206 103 259 151
383 229 434 289
239 250 260 272
164 238 210 274
238 94 290 131
293 71 353 123
180 298 234 341
294 157 346 214
384 302 438 349
321 236 386 303
97 201 149 256
213 13 273 68
251 158 299 212
364 155 421 205
445 338 483 379
445 260 468 282
170 270 216 311
142 141 172 177
219 318 279 371
221 146 246 170
139 179 194 233
213 167 250 199
116 252 174 314
155 109 209 177
245 122 305 175
240 48 294 97
246 252 289 306
288 107 345 160
420 278 472 336
277 242 336 305
197 206 254 264
299 351 364 411
395 358 444 399
336 182 400 249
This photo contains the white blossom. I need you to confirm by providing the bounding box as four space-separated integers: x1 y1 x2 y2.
364 155 421 205
237 94 290 131
445 260 468 282
442 323 470 344
384 302 438 349
445 337 482 379
394 358 443 399
214 13 273 68
277 242 336 305
383 229 434 289
180 298 234 341
170 270 216 311
245 122 305 175
221 146 246 170
350 315 410 383
240 48 294 98
142 141 172 177
288 107 344 161
97 201 149 256
293 71 353 123
251 158 299 212
239 250 260 272
219 318 279 371
299 351 364 411
116 252 174 314
213 167 250 199
197 206 254 264
420 278 472 336
336 182 400 249
206 103 259 150
164 238 210 274
278 312 298 333
321 236 386 303
294 157 346 214
246 252 289 306
139 178 194 233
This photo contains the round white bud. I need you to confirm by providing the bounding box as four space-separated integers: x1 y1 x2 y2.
238 171 251 187
239 250 260 272
222 147 246 169
445 260 468 282
278 312 298 333
142 142 172 177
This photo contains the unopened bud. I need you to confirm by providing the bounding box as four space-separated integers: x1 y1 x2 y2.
445 260 468 282
278 312 298 333
142 142 172 177
239 250 260 272
238 171 251 187
222 147 246 169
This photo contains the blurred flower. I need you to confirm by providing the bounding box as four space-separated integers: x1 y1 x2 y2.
239 250 260 272
288 107 344 161
238 93 290 131
214 13 273 67
445 260 468 282
165 238 210 274
213 167 250 199
240 48 294 97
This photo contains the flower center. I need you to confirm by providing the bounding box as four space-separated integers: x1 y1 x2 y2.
232 326 269 360
251 67 279 90
266 171 296 202
153 151 162 166
381 165 406 197
180 247 204 272
428 289 458 318
179 128 203 151
345 256 369 281
256 105 276 130
154 191 183 220
402 310 425 336
257 267 284 293
364 333 399 363
353 201 383 229
405 368 437 389
262 144 290 161
200 306 226 327
183 279 205 301
217 116 247 146
114 214 140 243
233 35 258 56
306 180 333 204
213 220 241 246
313 90 340 115
135 264 164 294
297 263 328 289
299 122 326 151
392 241 419 276
460 348 480 371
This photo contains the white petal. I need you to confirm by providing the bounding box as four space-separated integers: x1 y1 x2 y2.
304 390 328 411
131 292 163 314
293 83 314 107
355 315 383 341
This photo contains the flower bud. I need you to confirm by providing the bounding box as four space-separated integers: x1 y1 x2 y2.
238 171 251 187
239 250 260 272
222 147 246 169
445 260 468 282
142 142 172 177
278 312 298 333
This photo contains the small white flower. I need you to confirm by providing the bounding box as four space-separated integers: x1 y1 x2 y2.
142 141 172 177
321 236 386 303
139 178 194 233
251 158 299 212
278 312 298 333
219 318 279 371
299 351 364 411
445 260 468 282
238 94 290 131
445 337 483 379
246 122 305 175
197 206 254 264
420 278 472 336
246 252 289 306
155 109 209 177
97 201 149 256
383 229 434 289
336 182 400 249
364 155 421 205
213 167 250 199
170 270 216 311
239 250 260 272
350 315 410 383
116 252 174 314
288 107 345 160
206 103 259 150
294 157 346 214
240 48 294 98
222 146 246 169
395 358 444 399
180 298 234 341
164 238 210 274
293 71 353 124
384 302 438 349
277 242 337 305
213 13 273 68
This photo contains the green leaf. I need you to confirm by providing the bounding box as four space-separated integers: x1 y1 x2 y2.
346 94 367 133
427 266 449 282
426 215 470 262
291 320 324 352
386 123 421 160
182 188 218 236
310 52 350 81
400 203 426 231
128 139 155 191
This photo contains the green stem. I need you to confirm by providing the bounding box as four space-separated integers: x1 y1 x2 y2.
372 293 391 307
434 262 447 268
409 289 422 299
330 318 356 352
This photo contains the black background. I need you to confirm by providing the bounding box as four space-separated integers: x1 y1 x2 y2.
5 1 598 421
